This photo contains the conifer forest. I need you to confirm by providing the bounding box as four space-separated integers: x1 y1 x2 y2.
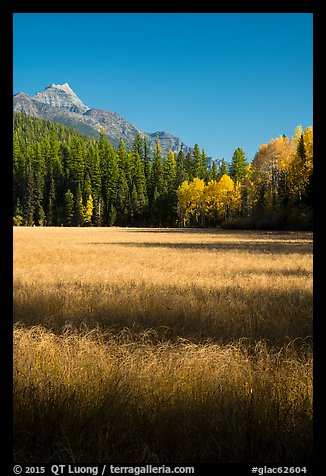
13 112 312 230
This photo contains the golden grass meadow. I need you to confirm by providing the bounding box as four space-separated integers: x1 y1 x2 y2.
13 227 313 464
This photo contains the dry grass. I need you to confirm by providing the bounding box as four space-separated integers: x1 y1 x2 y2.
13 227 313 463
13 227 312 343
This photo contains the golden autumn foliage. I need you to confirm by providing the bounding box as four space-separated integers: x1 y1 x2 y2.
303 126 313 173
251 126 313 214
252 135 296 179
204 174 241 221
177 174 241 226
177 177 205 226
83 194 94 225
176 125 312 229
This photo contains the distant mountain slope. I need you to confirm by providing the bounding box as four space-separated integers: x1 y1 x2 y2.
13 83 192 156
13 92 99 139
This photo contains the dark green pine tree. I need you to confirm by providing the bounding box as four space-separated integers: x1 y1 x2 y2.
44 134 61 226
93 195 104 227
193 144 204 179
185 151 195 180
69 136 86 192
208 159 219 182
23 164 35 226
152 136 164 189
44 176 56 226
88 143 102 204
109 204 117 226
229 147 247 183
64 189 74 226
118 139 132 191
60 142 71 187
175 150 189 186
99 130 119 224
53 146 65 225
73 182 84 226
201 148 209 181
130 183 139 224
162 150 177 224
13 131 23 212
163 150 177 191
32 142 46 226
21 143 36 226
130 150 148 223
143 135 152 185
116 171 130 225
132 133 144 162
149 136 164 224
107 146 119 224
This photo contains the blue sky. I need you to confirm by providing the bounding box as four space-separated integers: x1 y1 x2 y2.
13 13 313 162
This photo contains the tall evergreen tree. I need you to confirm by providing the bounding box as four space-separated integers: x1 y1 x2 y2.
132 133 144 162
69 137 85 191
208 159 219 182
13 132 23 211
99 130 119 224
64 189 74 226
73 182 84 226
201 148 209 181
149 136 164 211
130 150 148 222
118 139 132 190
143 135 152 184
116 171 130 225
32 142 46 225
193 144 205 179
22 158 34 226
185 151 194 180
162 150 178 224
175 150 189 186
88 143 101 203
44 177 56 226
229 148 248 183
163 150 177 191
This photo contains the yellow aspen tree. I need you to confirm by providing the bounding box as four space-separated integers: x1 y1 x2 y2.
188 177 205 225
203 174 241 222
303 126 313 174
216 174 240 219
84 194 94 225
292 124 303 148
203 180 220 222
252 136 295 208
176 180 191 226
177 178 205 226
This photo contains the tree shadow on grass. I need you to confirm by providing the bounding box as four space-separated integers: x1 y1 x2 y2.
121 228 312 238
89 240 312 255
13 280 312 347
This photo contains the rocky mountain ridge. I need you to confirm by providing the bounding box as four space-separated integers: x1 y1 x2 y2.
13 83 192 156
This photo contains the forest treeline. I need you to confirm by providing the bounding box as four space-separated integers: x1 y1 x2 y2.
13 112 313 229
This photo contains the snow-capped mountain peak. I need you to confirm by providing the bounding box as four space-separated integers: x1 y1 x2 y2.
32 83 89 114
